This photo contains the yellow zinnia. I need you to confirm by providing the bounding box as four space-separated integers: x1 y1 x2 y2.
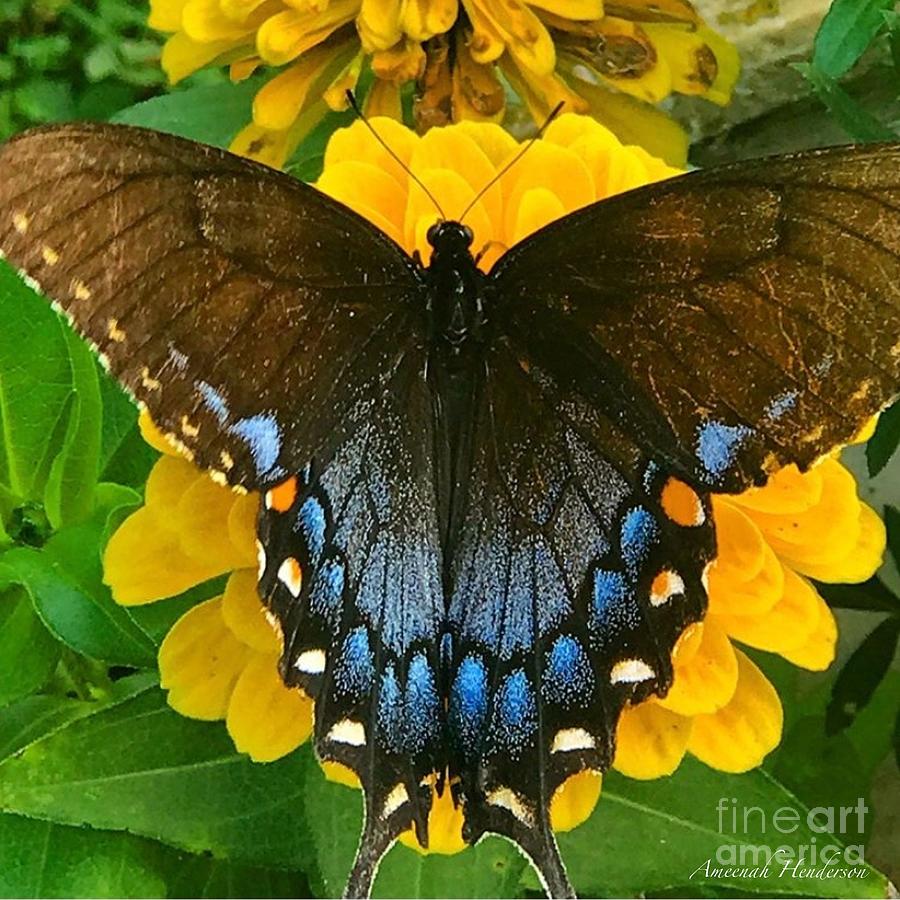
148 0 739 168
104 115 884 854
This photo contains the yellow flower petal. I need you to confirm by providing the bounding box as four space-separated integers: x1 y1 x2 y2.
779 599 837 672
613 703 691 779
323 761 361 788
713 567 819 655
252 41 340 131
105 508 225 605
794 502 885 583
182 0 260 42
549 770 602 831
227 492 260 568
322 116 416 187
729 463 823 515
357 0 402 51
399 784 466 854
139 408 178 456
363 77 403 118
510 186 567 246
316 160 408 244
227 652 313 761
744 460 867 575
148 0 187 32
565 77 688 168
465 0 556 75
707 499 784 617
688 651 783 773
655 618 738 716
177 471 255 573
398 0 458 43
160 597 253 719
221 569 280 653
230 122 298 169
161 31 245 84
255 3 356 67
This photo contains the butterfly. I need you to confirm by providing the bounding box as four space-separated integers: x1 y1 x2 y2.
1 123 899 898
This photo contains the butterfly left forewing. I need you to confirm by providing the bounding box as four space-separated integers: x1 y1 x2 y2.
0 123 423 488
446 336 715 896
490 143 900 494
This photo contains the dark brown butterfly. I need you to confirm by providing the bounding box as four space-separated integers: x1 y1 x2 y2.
1 123 898 898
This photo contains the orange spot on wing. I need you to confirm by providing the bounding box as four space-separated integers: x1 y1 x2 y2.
266 475 298 512
661 477 705 526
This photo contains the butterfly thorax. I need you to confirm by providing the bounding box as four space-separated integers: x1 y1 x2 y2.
425 221 487 355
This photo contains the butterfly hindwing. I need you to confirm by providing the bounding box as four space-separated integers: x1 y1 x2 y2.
491 144 900 493
445 335 715 895
255 335 446 893
0 122 423 487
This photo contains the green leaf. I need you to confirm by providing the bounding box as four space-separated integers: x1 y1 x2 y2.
0 586 60 707
0 814 167 898
555 761 887 898
0 261 79 502
374 840 527 899
160 853 312 898
13 78 75 123
825 617 900 736
866 397 900 477
43 328 102 529
0 508 157 667
813 0 895 79
815 577 900 614
0 688 320 872
123 576 227 647
795 63 897 142
0 694 95 761
885 505 900 570
112 78 267 149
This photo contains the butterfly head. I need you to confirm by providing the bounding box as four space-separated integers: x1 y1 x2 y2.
427 221 474 252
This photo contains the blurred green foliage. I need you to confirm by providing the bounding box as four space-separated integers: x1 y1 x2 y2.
0 0 167 139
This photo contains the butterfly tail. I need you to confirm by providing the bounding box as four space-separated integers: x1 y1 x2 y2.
344 785 430 899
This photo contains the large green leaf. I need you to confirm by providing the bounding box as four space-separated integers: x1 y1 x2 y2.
0 694 93 761
43 327 102 529
0 492 156 667
554 761 887 898
813 0 895 79
866 397 900 477
111 78 266 148
0 814 167 899
0 261 79 503
0 586 60 707
0 687 319 872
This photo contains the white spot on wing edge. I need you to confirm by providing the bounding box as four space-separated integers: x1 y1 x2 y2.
256 540 266 579
383 783 409 817
294 648 326 675
551 728 596 754
327 718 366 746
277 557 302 598
610 659 655 685
486 787 535 828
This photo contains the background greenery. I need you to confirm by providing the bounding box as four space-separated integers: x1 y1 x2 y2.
0 0 898 897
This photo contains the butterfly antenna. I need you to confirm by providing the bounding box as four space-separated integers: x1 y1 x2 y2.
458 101 565 225
345 90 447 221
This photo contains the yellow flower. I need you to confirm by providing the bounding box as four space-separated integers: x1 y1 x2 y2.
105 116 884 855
149 0 739 168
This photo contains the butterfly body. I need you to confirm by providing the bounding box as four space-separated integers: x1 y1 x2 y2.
1 123 899 899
